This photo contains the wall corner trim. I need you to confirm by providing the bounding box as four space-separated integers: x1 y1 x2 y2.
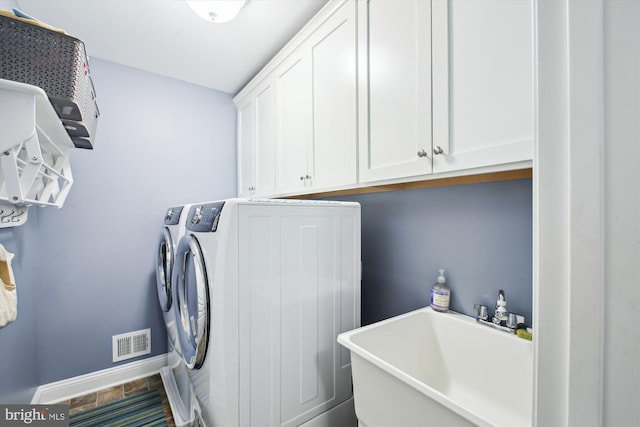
31 354 168 404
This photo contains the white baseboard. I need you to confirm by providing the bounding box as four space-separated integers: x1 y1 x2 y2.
31 354 168 404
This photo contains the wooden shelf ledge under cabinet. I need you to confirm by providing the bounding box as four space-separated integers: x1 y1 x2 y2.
285 168 533 200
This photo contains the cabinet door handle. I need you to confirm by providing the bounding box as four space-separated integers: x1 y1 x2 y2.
433 146 444 155
417 149 428 158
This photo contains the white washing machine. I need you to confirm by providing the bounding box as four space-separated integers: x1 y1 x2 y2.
172 198 361 427
155 204 199 427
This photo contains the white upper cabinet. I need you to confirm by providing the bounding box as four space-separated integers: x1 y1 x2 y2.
236 0 534 196
276 0 357 195
431 0 534 173
237 78 276 198
253 81 276 196
358 0 433 183
359 0 533 184
309 3 357 191
275 52 313 194
237 96 255 197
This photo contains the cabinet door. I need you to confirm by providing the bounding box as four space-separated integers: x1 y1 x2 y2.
359 0 432 183
432 0 534 173
309 0 357 190
253 81 276 197
237 97 255 197
275 52 313 194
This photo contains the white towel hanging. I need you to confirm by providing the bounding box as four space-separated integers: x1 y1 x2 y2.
0 243 17 328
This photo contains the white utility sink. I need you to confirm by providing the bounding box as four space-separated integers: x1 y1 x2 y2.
337 307 533 427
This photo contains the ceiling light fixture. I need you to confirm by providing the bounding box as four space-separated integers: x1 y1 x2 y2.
186 1 248 24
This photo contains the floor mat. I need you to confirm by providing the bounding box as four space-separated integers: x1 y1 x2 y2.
69 389 169 427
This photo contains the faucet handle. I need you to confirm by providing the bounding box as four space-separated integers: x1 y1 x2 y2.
474 304 489 321
507 313 518 329
506 313 525 329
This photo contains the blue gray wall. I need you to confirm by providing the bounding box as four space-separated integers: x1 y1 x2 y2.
331 178 533 326
33 58 236 385
0 54 236 401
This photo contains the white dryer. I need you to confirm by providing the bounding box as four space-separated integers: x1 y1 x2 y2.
172 198 361 427
155 204 198 427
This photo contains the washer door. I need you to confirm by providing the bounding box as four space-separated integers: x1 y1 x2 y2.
156 227 174 312
173 235 210 370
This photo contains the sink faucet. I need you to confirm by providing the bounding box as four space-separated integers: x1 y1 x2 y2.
493 290 507 325
473 290 524 334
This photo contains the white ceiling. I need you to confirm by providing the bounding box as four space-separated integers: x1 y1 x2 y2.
15 0 329 95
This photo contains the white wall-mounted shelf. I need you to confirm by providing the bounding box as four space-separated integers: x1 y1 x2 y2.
0 78 74 227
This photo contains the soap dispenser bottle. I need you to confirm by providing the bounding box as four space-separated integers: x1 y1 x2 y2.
430 269 450 312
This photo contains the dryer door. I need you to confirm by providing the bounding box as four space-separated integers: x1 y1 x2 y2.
173 235 210 370
156 227 174 312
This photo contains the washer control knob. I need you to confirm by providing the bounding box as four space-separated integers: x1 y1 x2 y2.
191 206 203 225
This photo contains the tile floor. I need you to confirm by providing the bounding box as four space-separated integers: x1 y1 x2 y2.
56 374 175 426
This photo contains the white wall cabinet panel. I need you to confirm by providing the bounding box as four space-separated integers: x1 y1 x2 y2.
309 3 357 190
276 0 357 195
275 53 313 194
253 82 276 197
236 79 276 198
237 98 255 197
359 0 433 182
431 0 534 173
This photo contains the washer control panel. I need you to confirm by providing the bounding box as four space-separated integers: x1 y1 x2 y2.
186 201 225 232
164 206 184 225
